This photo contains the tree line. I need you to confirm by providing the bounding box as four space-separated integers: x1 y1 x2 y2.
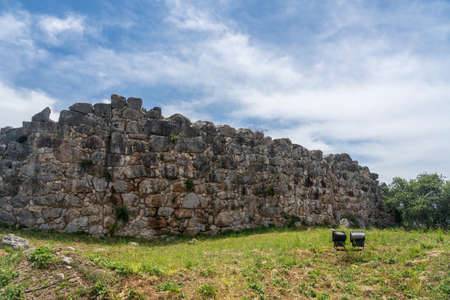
382 173 449 229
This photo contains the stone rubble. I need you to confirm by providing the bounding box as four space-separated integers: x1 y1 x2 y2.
0 94 391 238
1 234 30 249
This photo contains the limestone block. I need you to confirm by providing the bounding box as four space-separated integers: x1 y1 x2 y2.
32 107 51 122
69 103 94 114
139 179 168 194
182 193 202 209
111 94 127 109
127 97 143 110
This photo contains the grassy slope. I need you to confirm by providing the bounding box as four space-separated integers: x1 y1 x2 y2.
0 227 448 299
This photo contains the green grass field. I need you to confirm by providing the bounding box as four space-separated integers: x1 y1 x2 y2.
0 226 448 299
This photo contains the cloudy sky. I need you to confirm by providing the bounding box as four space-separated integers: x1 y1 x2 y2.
0 0 449 182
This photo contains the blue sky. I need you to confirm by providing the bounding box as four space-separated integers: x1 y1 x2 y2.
0 0 449 182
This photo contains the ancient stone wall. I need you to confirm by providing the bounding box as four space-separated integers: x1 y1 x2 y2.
0 95 388 237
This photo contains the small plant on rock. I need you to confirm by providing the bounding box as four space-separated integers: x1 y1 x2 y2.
170 135 178 143
185 179 195 191
264 186 276 197
116 206 130 223
79 159 94 169
103 168 112 182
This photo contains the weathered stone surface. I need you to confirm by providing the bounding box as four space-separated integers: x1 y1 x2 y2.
59 110 84 126
215 211 233 227
158 207 174 217
182 193 201 209
149 136 171 152
0 211 15 226
122 108 143 120
11 195 29 208
32 107 51 122
1 234 30 249
139 179 168 194
144 119 178 136
93 103 111 119
0 95 390 238
175 137 206 153
339 218 350 228
146 107 162 119
111 94 127 109
65 217 88 233
70 103 94 114
127 97 142 110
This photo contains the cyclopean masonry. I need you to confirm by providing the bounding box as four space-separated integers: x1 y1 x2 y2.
0 95 389 238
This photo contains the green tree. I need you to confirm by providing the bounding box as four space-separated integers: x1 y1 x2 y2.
383 173 449 229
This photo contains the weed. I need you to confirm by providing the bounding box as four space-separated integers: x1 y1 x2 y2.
0 284 24 300
185 179 195 191
140 262 164 277
28 246 54 269
199 268 216 277
157 280 183 296
103 169 112 182
112 262 134 277
272 276 289 288
115 206 130 223
108 223 119 235
90 281 109 298
248 280 265 297
197 284 217 298
79 159 94 169
127 289 145 300
264 186 276 197
170 135 178 143
67 287 89 300
0 267 18 288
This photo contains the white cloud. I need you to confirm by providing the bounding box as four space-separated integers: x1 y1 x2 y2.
0 12 47 74
0 81 58 128
38 14 85 44
166 0 227 33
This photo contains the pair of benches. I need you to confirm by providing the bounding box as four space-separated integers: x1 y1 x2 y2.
332 231 365 248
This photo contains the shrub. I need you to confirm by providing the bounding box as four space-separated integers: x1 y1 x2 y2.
79 159 94 169
197 284 217 298
116 206 130 223
0 267 18 288
185 179 195 191
382 173 450 229
0 284 24 300
90 281 109 298
28 246 54 269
